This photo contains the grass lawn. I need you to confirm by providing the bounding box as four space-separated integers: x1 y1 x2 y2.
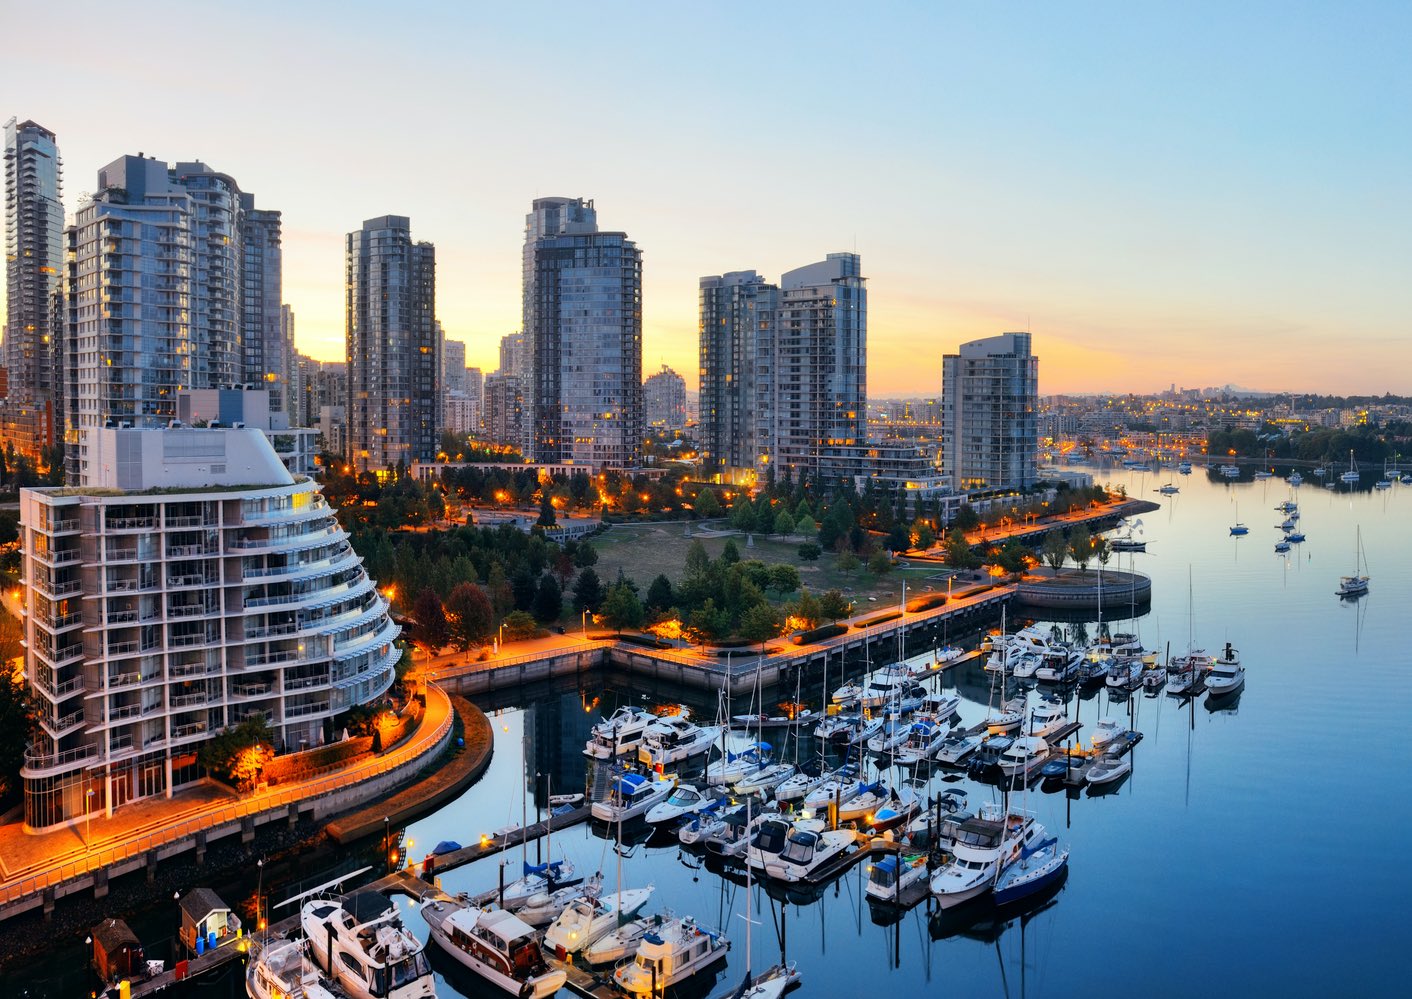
590 521 955 606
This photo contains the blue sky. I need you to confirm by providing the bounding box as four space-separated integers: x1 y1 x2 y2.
6 0 1409 394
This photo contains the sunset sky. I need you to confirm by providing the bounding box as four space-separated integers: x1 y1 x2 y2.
6 1 1410 396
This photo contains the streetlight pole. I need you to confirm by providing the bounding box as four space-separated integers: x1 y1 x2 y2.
257 858 264 932
384 816 391 874
84 787 95 851
581 609 587 637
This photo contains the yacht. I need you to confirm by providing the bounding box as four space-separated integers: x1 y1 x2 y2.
866 852 930 903
773 770 825 806
704 744 769 787
1106 658 1144 690
743 815 802 872
1205 655 1246 698
704 804 775 858
1341 451 1361 483
582 914 657 965
1026 699 1068 740
929 805 1041 908
247 938 347 999
612 917 729 995
517 875 602 928
645 783 719 826
303 892 434 999
638 717 721 767
677 801 727 846
420 900 563 998
1338 527 1371 597
1254 470 1273 480
993 836 1069 905
1033 649 1082 684
831 678 866 704
544 887 654 957
1219 464 1240 478
894 717 949 765
1085 754 1132 787
801 766 864 811
1141 663 1168 690
837 782 890 824
933 730 983 764
997 736 1051 780
732 762 798 797
584 706 661 760
499 859 579 910
761 827 860 882
591 773 676 823
866 717 913 754
1090 719 1125 751
867 783 922 833
986 696 1027 734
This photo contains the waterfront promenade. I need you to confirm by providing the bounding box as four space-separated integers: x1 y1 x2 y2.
0 683 456 922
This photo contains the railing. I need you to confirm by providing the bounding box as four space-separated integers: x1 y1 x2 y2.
285 675 329 691
0 686 453 910
107 611 138 624
106 671 140 688
165 515 215 528
245 651 299 667
230 683 273 697
106 641 140 656
245 623 298 639
284 701 330 718
106 548 138 561
106 517 155 530
23 742 99 770
169 605 215 618
49 519 80 533
171 722 208 740
169 633 214 649
167 544 216 557
44 712 86 737
35 674 85 698
168 661 220 678
40 580 82 597
170 692 209 708
168 574 218 588
104 705 143 722
48 612 84 629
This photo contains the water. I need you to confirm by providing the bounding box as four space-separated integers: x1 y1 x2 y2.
12 467 1411 996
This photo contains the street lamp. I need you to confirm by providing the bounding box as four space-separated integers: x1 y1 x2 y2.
581 609 587 637
84 787 96 851
257 858 265 931
383 817 391 874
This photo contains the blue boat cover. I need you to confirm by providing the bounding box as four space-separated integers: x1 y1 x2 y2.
431 840 462 855
523 859 565 877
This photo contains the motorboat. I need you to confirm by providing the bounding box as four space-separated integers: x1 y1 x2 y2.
1026 699 1068 740
773 770 825 806
1205 656 1246 698
743 815 800 872
841 714 886 747
421 899 563 998
1033 649 1082 684
993 836 1069 906
584 705 662 760
498 859 579 910
812 713 856 743
1141 663 1167 689
730 709 814 731
247 938 345 999
894 717 949 765
732 762 797 797
1106 658 1144 690
918 692 961 724
704 744 770 787
762 827 860 882
645 783 719 826
968 735 1015 775
591 773 675 823
303 892 434 999
866 717 913 754
704 804 775 858
1229 523 1249 536
1085 754 1131 787
1158 482 1180 494
1287 471 1303 486
1219 464 1240 478
1274 540 1291 554
638 718 721 767
582 914 657 966
1009 652 1043 680
856 667 914 709
677 801 727 846
866 783 922 833
934 645 966 665
612 917 729 995
836 782 890 824
933 731 983 764
517 875 603 927
903 789 969 846
1165 657 1209 697
986 696 1026 734
801 766 863 811
831 679 865 704
1077 655 1113 687
1090 719 1125 751
997 736 1051 780
866 852 930 903
544 887 653 956
1178 461 1193 474
929 805 1041 909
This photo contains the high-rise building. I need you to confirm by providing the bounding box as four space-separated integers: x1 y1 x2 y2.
3 119 64 458
66 156 284 484
940 332 1039 491
443 338 466 394
483 373 524 448
643 364 687 432
16 425 399 830
528 208 642 468
698 270 778 475
344 215 439 472
239 193 284 407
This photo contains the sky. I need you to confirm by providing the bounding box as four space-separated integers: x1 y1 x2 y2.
5 0 1410 396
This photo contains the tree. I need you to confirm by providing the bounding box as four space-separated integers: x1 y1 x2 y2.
1095 536 1113 569
511 566 538 612
767 563 801 596
1042 530 1068 572
730 497 757 534
573 567 604 613
837 551 861 573
797 542 822 561
684 539 712 578
485 563 515 617
913 520 936 550
199 717 274 793
573 543 599 568
739 602 782 649
794 513 817 537
1069 524 1095 573
886 524 910 553
694 487 721 519
502 610 540 640
720 538 742 565
794 499 814 522
686 598 729 644
645 574 675 612
951 504 980 531
819 589 852 622
533 574 563 622
412 587 449 653
868 550 893 576
943 533 980 570
789 589 823 630
599 582 645 634
446 582 494 650
0 670 35 805
552 551 576 586
537 494 557 527
771 508 793 537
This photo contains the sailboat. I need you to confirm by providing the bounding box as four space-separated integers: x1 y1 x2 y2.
1337 526 1370 598
1340 449 1360 483
1228 499 1249 536
711 801 800 999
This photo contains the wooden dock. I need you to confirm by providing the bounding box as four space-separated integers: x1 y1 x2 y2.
547 955 631 999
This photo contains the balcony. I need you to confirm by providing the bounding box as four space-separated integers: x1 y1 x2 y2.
168 574 218 588
35 673 85 699
245 622 298 639
106 516 155 531
169 661 221 678
285 674 330 691
167 544 217 558
170 633 216 649
48 518 80 534
171 722 208 741
42 710 87 738
169 604 216 619
104 704 143 723
230 682 273 698
23 742 99 773
106 670 141 688
166 515 215 528
170 691 209 708
285 700 331 719
245 650 300 667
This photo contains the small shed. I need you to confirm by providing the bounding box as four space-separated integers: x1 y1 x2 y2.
178 887 242 952
91 917 143 981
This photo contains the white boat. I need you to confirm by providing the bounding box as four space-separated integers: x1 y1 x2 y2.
934 731 983 764
584 705 662 760
1338 526 1370 597
866 852 930 902
1178 461 1193 474
894 717 949 765
867 782 922 833
732 761 797 797
420 900 562 998
1090 719 1125 751
743 814 800 872
612 916 729 995
247 938 345 999
712 963 799 999
993 835 1069 905
1219 464 1240 477
934 645 966 665
1287 471 1303 486
303 892 434 999
831 679 865 704
801 766 863 811
773 770 825 806
1106 658 1143 690
837 782 890 824
544 887 653 956
1141 664 1167 689
582 914 656 965
866 717 913 754
517 875 602 927
591 772 675 823
645 783 718 826
1254 470 1273 480
997 736 1051 779
1205 656 1245 698
638 718 721 767
1340 450 1360 483
498 858 578 910
930 806 1041 908
704 744 770 787
676 801 728 846
1085 754 1131 786
761 827 860 882
705 804 775 858
1033 649 1082 684
1027 699 1068 740
986 695 1027 734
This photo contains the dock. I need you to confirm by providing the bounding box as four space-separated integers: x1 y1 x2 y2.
1061 729 1143 786
863 842 932 910
546 956 628 999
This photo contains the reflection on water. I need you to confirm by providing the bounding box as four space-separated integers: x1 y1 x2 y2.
14 466 1412 997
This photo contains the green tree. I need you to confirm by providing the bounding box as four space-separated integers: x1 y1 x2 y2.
511 566 538 611
533 574 563 622
868 550 893 576
797 542 822 561
794 499 814 522
694 487 721 519
819 589 852 622
686 598 729 643
573 567 604 613
739 601 782 649
685 539 712 578
599 582 646 634
446 582 494 650
502 610 540 640
794 513 817 536
720 538 742 565
774 508 796 537
412 587 449 653
913 520 936 550
486 563 514 617
645 574 675 611
1042 530 1068 572
537 494 557 527
951 504 980 531
767 563 801 596
573 543 599 568
790 589 823 630
199 717 274 793
886 524 910 553
943 533 980 570
1069 524 1095 573
837 550 861 573
730 497 757 534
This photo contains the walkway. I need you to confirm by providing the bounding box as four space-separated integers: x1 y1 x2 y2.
0 684 455 915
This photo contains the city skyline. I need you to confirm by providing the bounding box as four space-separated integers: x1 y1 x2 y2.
3 2 1410 397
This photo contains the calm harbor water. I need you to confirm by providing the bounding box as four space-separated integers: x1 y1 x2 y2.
11 465 1411 997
